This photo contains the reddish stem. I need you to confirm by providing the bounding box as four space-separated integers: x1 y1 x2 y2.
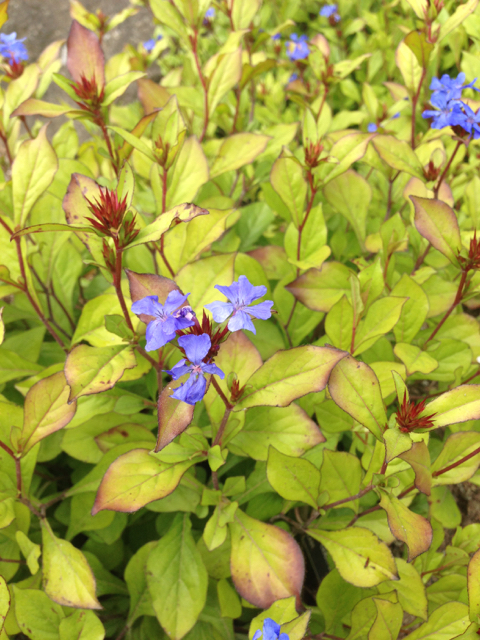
113 243 135 334
433 444 480 478
411 67 427 149
212 406 232 447
211 376 233 410
424 268 468 347
433 140 462 198
191 30 209 142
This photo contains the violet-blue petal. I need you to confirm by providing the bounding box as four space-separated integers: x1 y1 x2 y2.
201 363 225 378
165 359 189 379
252 632 262 640
214 281 240 302
172 373 207 405
228 310 256 334
238 275 267 305
175 315 196 331
145 318 176 351
263 618 282 640
205 300 235 322
246 300 274 320
178 333 211 364
163 290 191 315
131 295 160 316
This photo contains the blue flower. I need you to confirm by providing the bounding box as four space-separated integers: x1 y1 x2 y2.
205 275 273 334
320 4 341 21
271 33 281 41
253 618 290 640
367 122 377 132
430 72 478 101
166 334 224 405
205 7 215 18
143 35 162 52
0 33 28 63
456 102 480 139
422 92 464 129
131 290 195 352
285 34 309 61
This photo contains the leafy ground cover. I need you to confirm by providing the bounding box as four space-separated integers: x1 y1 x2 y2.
1 0 480 638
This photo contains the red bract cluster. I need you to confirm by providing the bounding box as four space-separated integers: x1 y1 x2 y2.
396 392 436 433
73 74 105 109
178 311 230 361
4 58 24 79
458 231 480 272
85 188 139 248
304 141 325 169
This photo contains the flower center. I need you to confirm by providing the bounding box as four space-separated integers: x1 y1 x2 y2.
191 364 204 375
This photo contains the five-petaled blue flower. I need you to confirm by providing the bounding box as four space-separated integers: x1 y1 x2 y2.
253 618 289 640
430 72 478 102
422 91 464 129
367 122 377 132
320 4 341 21
131 290 195 352
166 334 224 405
0 33 28 63
456 102 480 139
205 7 215 18
143 35 162 52
285 34 309 61
205 275 273 334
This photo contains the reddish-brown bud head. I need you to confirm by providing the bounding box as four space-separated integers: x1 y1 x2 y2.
395 392 436 433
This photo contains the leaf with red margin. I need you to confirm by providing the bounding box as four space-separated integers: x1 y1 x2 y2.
378 489 433 561
399 441 431 495
15 372 76 455
468 548 480 622
229 509 305 609
12 99 73 118
66 20 105 88
410 196 461 266
92 448 203 513
125 269 179 324
137 78 171 114
62 173 104 251
155 385 194 452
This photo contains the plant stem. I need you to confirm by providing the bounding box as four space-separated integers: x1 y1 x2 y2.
411 67 427 149
411 242 431 274
113 244 135 334
0 131 12 165
97 117 119 176
211 376 233 410
423 268 468 347
20 116 33 139
212 406 232 447
322 485 373 511
433 445 480 478
191 30 209 142
433 139 462 198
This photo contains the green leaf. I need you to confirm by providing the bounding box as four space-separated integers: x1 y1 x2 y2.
424 385 480 429
378 557 427 619
15 531 41 575
166 137 209 208
368 598 403 640
0 348 43 384
286 262 352 312
323 132 374 184
102 71 145 106
319 449 363 512
411 196 462 266
399 442 431 495
439 0 479 41
59 610 105 640
147 514 208 640
431 432 480 485
405 602 471 640
12 125 58 226
12 98 73 118
208 48 242 115
41 519 101 609
230 404 324 461
373 134 424 178
328 355 387 440
0 575 8 633
65 344 137 401
235 346 346 410
325 295 354 351
92 448 202 513
176 253 236 311
353 297 407 356
395 40 422 95
316 569 373 635
66 492 115 541
217 578 242 619
378 488 432 561
404 30 434 67
394 343 438 375
266 446 320 508
14 372 76 454
306 527 397 587
249 597 298 639
13 587 64 639
270 155 307 228
323 169 371 244
383 429 412 463
284 204 331 270
210 133 270 178
127 203 209 249
231 0 261 28
149 0 187 38
468 548 480 623
125 541 156 625
229 509 304 608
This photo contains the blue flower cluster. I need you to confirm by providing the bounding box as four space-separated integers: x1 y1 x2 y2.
253 618 289 640
143 34 162 53
0 33 28 64
422 72 480 137
320 4 341 22
131 276 273 405
285 34 309 61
